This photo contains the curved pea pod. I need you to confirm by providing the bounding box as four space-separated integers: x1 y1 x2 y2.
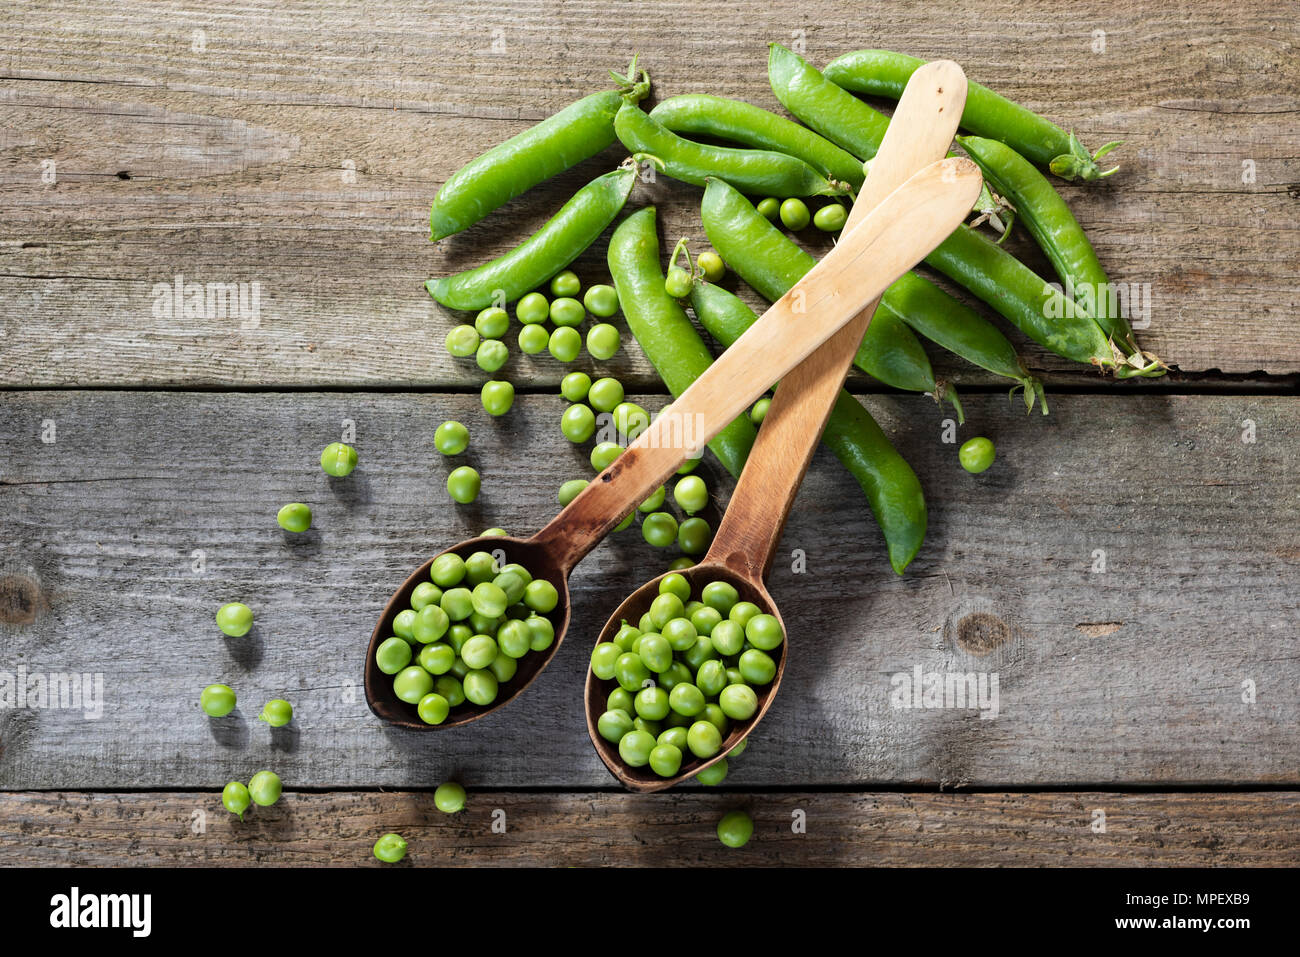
958 136 1161 376
606 207 757 479
648 93 864 189
690 282 926 573
824 50 1121 182
614 102 845 197
768 43 890 161
699 178 939 399
427 166 637 312
429 67 649 241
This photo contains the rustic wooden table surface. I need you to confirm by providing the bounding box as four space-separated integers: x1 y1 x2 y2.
1 0 1297 866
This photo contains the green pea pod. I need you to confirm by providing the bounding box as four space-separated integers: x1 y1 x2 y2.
427 165 637 312
648 93 865 189
606 207 757 479
690 282 926 574
824 50 1121 182
925 225 1116 368
768 44 891 161
958 136 1161 377
699 178 940 399
614 102 844 197
429 63 649 241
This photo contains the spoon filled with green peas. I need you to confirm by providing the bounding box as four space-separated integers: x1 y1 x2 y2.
366 155 983 730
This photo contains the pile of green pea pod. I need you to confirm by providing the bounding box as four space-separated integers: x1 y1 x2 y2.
425 49 1163 575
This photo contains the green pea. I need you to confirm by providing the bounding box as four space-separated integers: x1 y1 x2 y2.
586 323 621 360
696 659 728 698
445 324 480 357
756 197 781 220
614 511 636 532
560 371 591 402
729 737 748 759
434 780 467 813
417 692 451 725
638 633 673 674
677 516 712 555
500 562 532 585
659 660 693 691
518 323 549 354
613 621 641 652
745 613 784 650
612 401 649 440
662 617 698 652
413 604 450 643
668 682 706 717
614 652 651 692
446 624 472 653
709 619 745 657
550 269 581 298
550 296 586 327
462 668 499 705
482 527 508 538
433 675 465 707
489 652 517 682
471 581 508 619
587 377 624 413
418 642 455 675
516 291 549 324
635 685 671 720
492 570 527 604
657 726 690 752
750 397 771 424
449 656 470 679
583 283 619 318
222 781 251 820
464 551 498 586
654 573 687 602
446 466 480 504
474 306 510 339
411 581 443 610
430 553 466 587
697 250 725 282
608 687 635 714
200 683 236 717
813 202 848 232
960 436 997 473
638 612 654 632
725 666 746 688
618 729 657 767
496 619 531 658
589 442 622 472
779 197 811 230
690 605 723 636
247 770 282 807
719 683 759 721
677 456 700 475
460 634 498 671
524 579 559 613
276 502 312 533
696 758 728 786
215 602 254 637
649 744 683 777
664 709 692 729
648 593 684 630
673 475 708 514
467 610 500 637
717 810 753 848
702 581 739 615
393 666 434 704
392 609 418 639
686 720 723 759
434 420 470 456
320 442 358 477
376 636 413 674
560 403 596 443
258 698 293 727
481 380 515 416
683 635 716 671
684 599 705 617
373 832 408 863
738 648 776 685
668 557 695 571
591 642 621 680
729 600 761 629
639 484 667 513
598 708 635 743
703 703 730 737
642 511 678 547
664 264 693 299
476 338 509 373
548 326 582 362
526 613 555 651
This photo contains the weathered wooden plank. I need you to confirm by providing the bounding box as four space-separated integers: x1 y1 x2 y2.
1 0 1296 387
2 790 1296 866
1 391 1296 789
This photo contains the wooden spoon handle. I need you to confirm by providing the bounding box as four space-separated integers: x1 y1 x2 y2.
705 60 969 583
532 155 983 575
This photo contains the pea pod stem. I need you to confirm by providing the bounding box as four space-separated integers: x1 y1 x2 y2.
606 206 757 479
690 281 927 574
822 49 1122 182
429 64 650 241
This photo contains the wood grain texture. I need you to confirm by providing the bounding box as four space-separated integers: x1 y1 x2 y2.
1 0 1296 387
1 390 1296 790
1 790 1296 866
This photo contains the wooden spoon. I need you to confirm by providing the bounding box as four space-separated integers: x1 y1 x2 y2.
585 60 970 789
366 151 982 729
